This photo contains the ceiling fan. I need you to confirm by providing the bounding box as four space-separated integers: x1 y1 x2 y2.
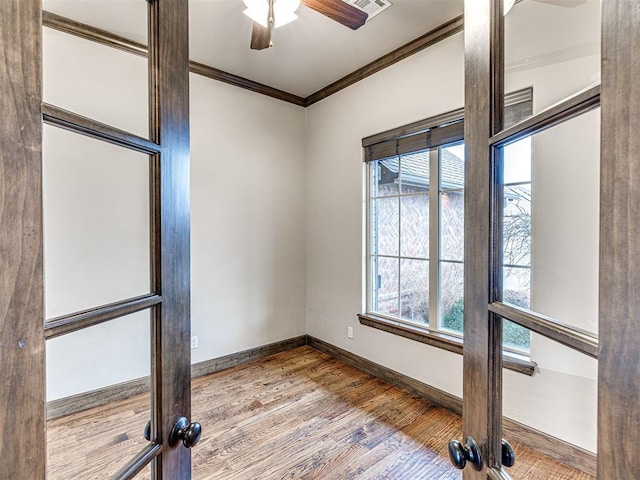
244 0 368 50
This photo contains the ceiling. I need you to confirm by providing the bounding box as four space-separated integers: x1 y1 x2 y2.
42 0 463 98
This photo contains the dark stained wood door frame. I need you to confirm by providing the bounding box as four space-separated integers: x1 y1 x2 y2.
464 1 640 479
0 1 46 478
463 0 604 476
462 0 505 477
147 0 192 477
598 1 640 478
1 0 192 478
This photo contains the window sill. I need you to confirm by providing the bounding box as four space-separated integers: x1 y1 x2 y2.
358 313 536 376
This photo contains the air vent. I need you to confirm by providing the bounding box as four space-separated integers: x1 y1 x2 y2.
343 0 392 21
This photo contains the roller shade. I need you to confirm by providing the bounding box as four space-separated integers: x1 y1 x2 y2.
365 121 463 162
363 87 532 162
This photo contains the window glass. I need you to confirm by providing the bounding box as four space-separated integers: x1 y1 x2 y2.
371 196 399 257
370 160 399 197
400 259 429 324
401 195 429 259
369 152 430 324
440 261 464 334
371 256 399 318
440 191 464 262
400 150 430 193
440 144 465 189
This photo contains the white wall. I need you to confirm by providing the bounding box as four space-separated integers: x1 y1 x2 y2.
189 74 307 363
43 29 306 400
306 0 600 453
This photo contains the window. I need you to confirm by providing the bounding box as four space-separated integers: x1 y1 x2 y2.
363 89 533 355
369 150 432 324
368 143 471 337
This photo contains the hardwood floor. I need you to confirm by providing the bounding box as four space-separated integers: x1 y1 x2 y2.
47 346 594 479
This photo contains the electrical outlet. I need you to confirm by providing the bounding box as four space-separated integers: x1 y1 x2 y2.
347 326 354 339
191 336 198 349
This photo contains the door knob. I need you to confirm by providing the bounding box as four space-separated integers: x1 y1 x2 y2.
169 416 202 448
448 436 483 471
502 438 515 467
144 421 151 441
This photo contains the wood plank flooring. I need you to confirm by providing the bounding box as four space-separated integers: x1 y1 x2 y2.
47 346 594 479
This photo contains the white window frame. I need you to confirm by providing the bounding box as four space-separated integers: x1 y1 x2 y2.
365 144 468 340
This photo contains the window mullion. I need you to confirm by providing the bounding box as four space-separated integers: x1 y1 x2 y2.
366 164 373 313
397 156 402 317
429 148 441 330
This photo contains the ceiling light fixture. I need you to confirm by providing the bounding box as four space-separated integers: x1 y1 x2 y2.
243 0 301 28
504 0 516 15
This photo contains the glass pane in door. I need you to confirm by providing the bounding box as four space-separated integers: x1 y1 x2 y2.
46 310 152 479
504 0 600 121
43 125 150 319
499 108 600 337
42 0 149 137
501 321 597 479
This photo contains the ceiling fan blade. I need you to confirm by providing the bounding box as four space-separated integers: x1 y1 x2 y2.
302 0 368 30
531 0 587 7
250 21 272 50
250 0 274 50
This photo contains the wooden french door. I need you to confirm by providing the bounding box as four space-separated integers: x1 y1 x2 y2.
452 0 640 479
0 0 199 478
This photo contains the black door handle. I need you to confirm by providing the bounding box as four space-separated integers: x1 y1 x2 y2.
144 418 202 449
502 438 515 467
144 420 151 441
448 436 482 471
169 416 202 449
